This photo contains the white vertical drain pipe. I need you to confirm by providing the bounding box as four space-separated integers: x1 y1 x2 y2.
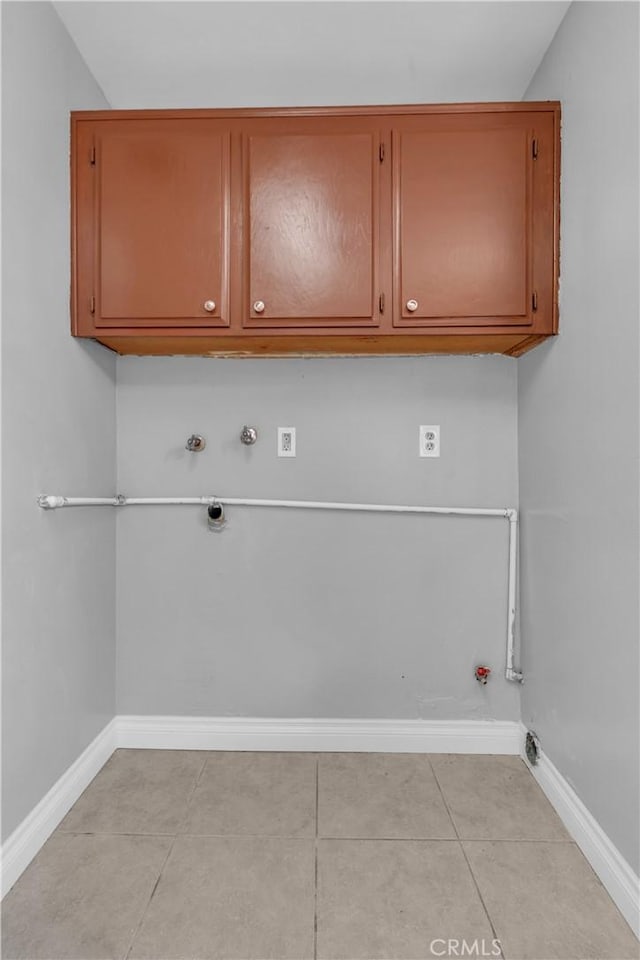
37 493 523 682
505 510 522 683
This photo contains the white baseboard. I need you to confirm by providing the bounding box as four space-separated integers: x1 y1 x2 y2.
7 713 637 942
1 718 118 898
115 715 522 755
1 715 519 897
521 729 640 939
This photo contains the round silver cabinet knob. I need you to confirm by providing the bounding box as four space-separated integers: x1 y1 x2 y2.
406 299 419 313
203 300 216 313
253 300 266 314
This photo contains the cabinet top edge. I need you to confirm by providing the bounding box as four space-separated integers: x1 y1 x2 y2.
71 101 561 123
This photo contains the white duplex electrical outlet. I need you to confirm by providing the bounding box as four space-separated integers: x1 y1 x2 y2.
419 425 440 458
277 427 296 458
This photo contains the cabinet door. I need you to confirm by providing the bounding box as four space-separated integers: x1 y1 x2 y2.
394 117 534 326
93 121 229 327
243 126 381 327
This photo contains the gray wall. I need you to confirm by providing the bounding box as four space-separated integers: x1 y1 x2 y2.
117 357 520 720
521 2 640 872
1 2 116 840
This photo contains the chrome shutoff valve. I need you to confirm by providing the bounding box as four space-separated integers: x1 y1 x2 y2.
240 425 258 445
186 434 206 452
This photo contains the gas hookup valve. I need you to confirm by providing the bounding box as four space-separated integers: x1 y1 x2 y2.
475 665 492 685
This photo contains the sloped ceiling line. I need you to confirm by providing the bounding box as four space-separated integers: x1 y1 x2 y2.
54 1 570 109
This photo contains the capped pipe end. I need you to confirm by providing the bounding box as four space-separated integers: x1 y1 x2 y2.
38 495 65 509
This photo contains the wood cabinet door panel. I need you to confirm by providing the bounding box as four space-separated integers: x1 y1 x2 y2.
95 122 229 327
395 123 532 326
244 130 380 327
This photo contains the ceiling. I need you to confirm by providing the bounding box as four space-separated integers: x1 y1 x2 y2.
54 1 570 110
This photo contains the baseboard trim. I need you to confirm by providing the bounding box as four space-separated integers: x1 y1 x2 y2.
521 728 640 939
8 713 636 941
1 718 118 898
115 715 522 754
1 715 519 897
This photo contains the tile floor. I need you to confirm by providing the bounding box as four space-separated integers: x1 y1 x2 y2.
2 750 638 960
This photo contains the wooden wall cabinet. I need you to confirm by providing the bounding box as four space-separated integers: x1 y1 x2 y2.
71 103 559 357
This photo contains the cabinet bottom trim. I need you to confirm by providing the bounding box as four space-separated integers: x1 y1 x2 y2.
91 332 553 357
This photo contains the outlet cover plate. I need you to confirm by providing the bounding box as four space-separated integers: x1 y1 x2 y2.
278 427 296 458
419 425 440 458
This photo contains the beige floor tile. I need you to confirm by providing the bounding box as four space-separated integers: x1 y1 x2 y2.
128 835 315 959
180 751 316 837
1 833 171 960
58 749 207 835
430 755 569 840
318 753 455 839
317 839 495 959
464 840 639 959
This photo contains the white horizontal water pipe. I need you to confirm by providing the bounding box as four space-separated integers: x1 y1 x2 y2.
38 495 511 517
37 493 522 683
37 496 123 508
